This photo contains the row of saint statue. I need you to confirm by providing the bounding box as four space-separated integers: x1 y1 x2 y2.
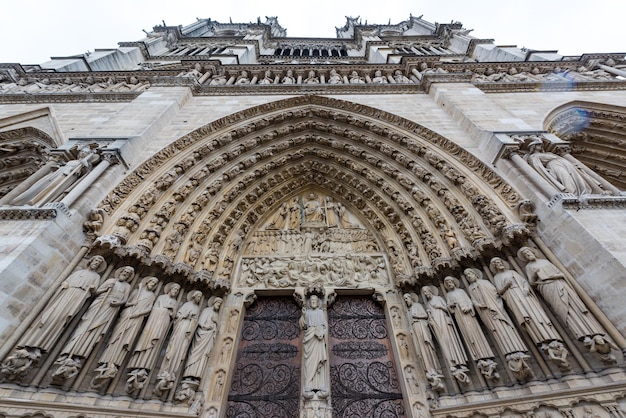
403 248 616 392
1 258 223 403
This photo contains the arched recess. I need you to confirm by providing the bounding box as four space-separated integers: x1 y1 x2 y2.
546 101 626 189
0 127 57 199
94 95 526 289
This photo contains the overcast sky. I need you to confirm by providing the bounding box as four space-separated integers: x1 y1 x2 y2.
1 0 624 65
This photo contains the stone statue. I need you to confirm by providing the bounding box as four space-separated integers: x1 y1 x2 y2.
464 268 530 377
94 276 159 385
258 70 274 84
235 71 251 85
518 247 606 340
10 145 101 206
288 197 301 229
327 69 343 84
394 70 411 83
403 293 441 377
584 334 618 364
490 257 561 345
281 69 296 84
156 290 202 392
303 193 325 224
349 71 365 84
524 137 601 195
304 70 319 84
59 266 133 361
371 70 388 84
421 285 469 383
266 202 288 230
17 256 106 354
128 282 180 372
183 297 223 380
300 294 329 398
443 276 498 379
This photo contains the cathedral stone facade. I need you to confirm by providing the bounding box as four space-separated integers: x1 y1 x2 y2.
0 15 626 418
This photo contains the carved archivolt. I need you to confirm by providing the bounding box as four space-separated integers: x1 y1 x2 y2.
94 96 524 286
546 101 626 189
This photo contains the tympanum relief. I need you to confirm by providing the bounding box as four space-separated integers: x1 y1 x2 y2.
237 192 390 290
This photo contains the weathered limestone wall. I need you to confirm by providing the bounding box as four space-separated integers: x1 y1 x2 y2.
1 86 626 340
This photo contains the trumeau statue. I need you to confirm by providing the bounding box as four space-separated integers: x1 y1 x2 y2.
18 256 106 354
517 247 616 361
300 293 329 398
421 285 470 384
443 276 499 379
59 266 134 360
128 282 180 372
155 290 202 395
182 296 223 380
94 276 159 385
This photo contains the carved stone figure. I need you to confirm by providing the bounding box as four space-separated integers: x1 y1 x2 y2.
59 266 133 360
266 202 288 230
17 255 106 354
303 193 325 224
10 145 101 206
542 340 571 371
128 282 180 371
404 293 441 376
443 276 497 379
349 71 365 84
584 334 618 364
235 71 251 85
304 70 319 84
94 276 159 385
464 267 529 376
371 70 388 84
327 69 343 84
490 257 561 345
157 290 202 391
524 137 600 195
183 297 223 380
394 70 411 83
421 285 469 382
281 69 296 84
300 294 329 397
518 247 606 341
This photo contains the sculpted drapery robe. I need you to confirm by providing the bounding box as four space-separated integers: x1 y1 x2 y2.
128 292 177 370
159 298 200 376
446 287 495 360
301 305 328 392
493 268 560 345
425 293 468 369
524 257 604 340
99 283 157 366
406 298 441 373
62 277 131 358
183 303 220 379
19 265 101 352
467 278 527 355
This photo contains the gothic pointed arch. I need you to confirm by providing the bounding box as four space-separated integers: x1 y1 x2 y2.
546 101 626 189
94 95 526 289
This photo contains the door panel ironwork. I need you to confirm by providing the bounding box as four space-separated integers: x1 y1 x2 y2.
329 296 405 417
226 297 301 418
